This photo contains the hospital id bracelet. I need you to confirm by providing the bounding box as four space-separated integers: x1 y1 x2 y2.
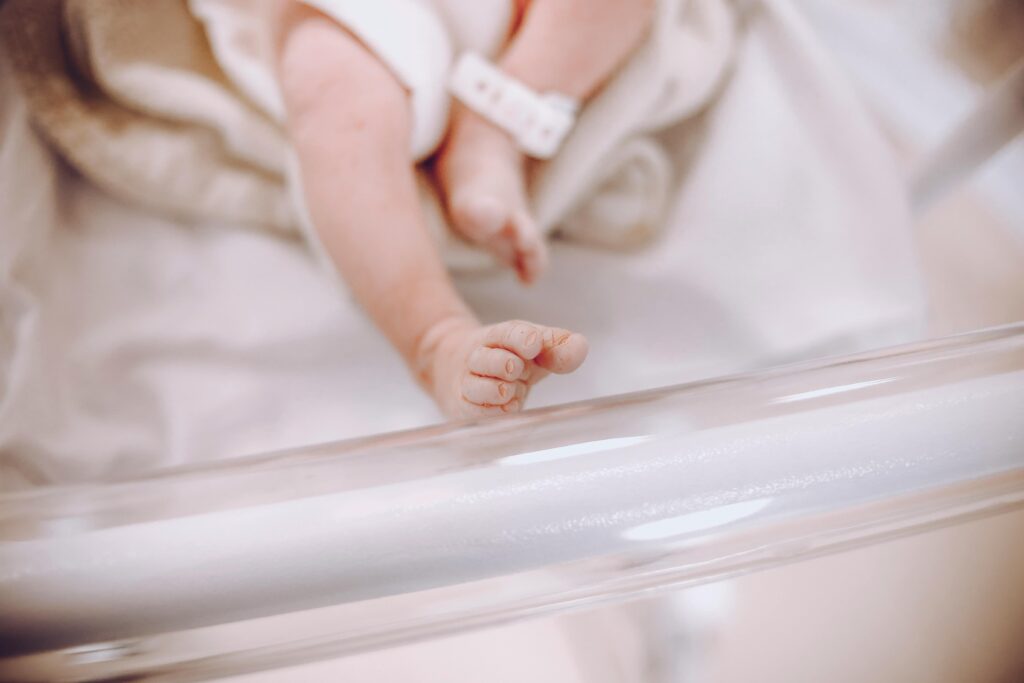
449 52 579 159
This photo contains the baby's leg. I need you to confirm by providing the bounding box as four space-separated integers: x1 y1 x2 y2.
437 0 655 284
275 3 588 418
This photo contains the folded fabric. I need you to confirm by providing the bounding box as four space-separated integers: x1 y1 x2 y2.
0 0 735 259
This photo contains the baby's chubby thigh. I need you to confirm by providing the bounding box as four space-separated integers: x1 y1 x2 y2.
286 0 459 160
276 12 407 135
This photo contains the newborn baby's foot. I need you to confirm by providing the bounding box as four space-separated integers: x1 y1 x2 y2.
418 319 588 419
436 108 548 284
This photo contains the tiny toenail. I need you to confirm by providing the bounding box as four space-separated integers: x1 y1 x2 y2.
498 383 508 398
526 331 538 346
505 359 515 375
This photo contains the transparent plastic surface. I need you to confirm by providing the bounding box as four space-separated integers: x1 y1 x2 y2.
1 324 1022 682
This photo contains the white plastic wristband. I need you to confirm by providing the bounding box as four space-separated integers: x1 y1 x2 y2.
449 52 579 159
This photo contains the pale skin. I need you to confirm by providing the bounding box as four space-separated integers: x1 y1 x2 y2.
274 0 654 418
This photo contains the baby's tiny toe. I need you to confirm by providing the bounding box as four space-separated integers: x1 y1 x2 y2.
513 381 528 402
500 398 522 413
483 321 543 360
510 213 548 285
462 374 514 406
514 239 548 285
454 402 507 419
468 346 525 380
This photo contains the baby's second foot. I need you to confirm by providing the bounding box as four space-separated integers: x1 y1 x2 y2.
417 318 588 419
436 108 547 284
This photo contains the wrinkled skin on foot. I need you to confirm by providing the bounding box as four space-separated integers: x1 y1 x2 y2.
417 319 588 418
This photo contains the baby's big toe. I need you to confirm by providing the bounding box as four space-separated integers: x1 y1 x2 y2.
483 321 544 361
535 329 589 374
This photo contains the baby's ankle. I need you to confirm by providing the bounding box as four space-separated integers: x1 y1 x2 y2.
411 313 478 389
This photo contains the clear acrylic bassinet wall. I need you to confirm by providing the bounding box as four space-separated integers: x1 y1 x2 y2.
1 322 1022 681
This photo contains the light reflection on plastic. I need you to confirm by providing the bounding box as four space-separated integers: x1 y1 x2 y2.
773 378 896 404
500 436 654 466
621 498 773 541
